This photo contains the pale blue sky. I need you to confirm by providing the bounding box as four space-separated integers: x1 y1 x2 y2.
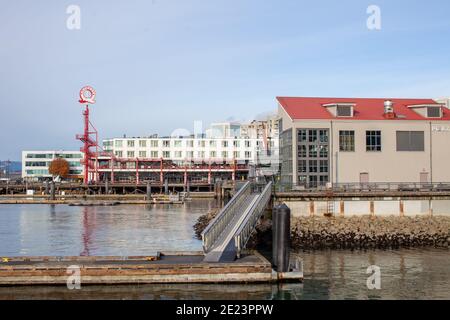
1 0 450 160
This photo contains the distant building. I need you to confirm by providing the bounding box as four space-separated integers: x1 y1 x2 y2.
21 151 83 181
278 97 450 188
95 120 280 183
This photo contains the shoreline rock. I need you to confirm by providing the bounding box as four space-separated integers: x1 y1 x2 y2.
193 208 220 239
291 215 450 250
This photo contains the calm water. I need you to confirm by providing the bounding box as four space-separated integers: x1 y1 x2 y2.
0 202 449 300
0 201 216 256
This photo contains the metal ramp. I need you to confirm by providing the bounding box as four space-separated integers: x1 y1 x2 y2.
202 181 272 262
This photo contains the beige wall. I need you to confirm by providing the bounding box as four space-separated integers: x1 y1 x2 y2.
279 107 450 183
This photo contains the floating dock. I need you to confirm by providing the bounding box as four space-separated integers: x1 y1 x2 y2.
0 251 303 286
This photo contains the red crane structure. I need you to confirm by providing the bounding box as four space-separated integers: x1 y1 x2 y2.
76 86 100 184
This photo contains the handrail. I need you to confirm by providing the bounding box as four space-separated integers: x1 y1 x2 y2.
234 182 272 258
201 181 251 252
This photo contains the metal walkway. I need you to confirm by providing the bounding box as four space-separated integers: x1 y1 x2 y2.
202 181 272 262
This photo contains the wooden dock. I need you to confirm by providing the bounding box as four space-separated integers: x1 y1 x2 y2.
0 251 303 286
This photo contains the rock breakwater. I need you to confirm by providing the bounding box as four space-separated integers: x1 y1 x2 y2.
291 216 450 250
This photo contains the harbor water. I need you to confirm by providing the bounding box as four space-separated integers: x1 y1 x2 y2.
0 201 449 300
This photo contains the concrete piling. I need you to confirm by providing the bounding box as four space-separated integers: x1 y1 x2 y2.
50 181 55 201
146 182 151 200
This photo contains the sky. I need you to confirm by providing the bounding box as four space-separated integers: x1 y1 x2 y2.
1 0 450 160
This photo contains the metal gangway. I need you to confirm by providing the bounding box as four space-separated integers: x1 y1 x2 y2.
202 181 273 262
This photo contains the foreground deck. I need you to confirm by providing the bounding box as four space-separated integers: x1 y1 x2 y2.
0 251 303 286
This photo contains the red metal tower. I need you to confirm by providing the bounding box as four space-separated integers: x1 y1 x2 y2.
76 86 99 184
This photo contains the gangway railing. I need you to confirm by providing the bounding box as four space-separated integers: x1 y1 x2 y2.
202 181 251 253
235 181 272 258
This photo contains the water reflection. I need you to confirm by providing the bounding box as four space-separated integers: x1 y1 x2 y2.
0 200 216 257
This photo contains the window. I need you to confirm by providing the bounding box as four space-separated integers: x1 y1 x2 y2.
366 131 381 151
210 140 217 147
298 130 307 142
319 145 328 158
186 151 194 158
319 160 328 173
127 151 135 158
114 140 123 148
210 151 216 158
174 151 182 158
198 151 205 158
298 160 307 173
222 141 228 148
174 140 182 147
151 151 158 158
163 140 170 148
298 145 307 157
233 151 240 158
198 140 206 148
319 130 328 143
308 130 317 143
127 140 135 148
115 151 123 157
139 140 147 148
245 151 252 158
222 151 228 158
339 131 355 152
308 145 318 157
187 140 194 148
163 151 170 158
245 140 251 148
139 151 146 158
150 140 159 148
396 131 425 151
319 176 329 185
309 160 318 173
427 107 442 118
233 140 240 147
25 162 47 167
337 105 352 117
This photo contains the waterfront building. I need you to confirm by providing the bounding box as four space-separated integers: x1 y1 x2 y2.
98 120 280 183
21 151 83 181
278 97 450 188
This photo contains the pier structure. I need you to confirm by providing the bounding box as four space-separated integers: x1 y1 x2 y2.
202 181 273 262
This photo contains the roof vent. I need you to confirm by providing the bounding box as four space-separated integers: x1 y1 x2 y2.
383 100 396 119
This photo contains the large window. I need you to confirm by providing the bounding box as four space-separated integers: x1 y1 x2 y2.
339 130 355 152
366 131 381 151
296 128 330 188
127 140 135 148
396 131 424 151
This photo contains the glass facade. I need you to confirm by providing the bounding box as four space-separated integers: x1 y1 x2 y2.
297 129 330 188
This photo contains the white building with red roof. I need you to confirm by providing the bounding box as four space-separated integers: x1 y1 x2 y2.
277 97 450 188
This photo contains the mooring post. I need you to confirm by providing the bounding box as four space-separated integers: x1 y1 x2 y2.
105 180 109 195
146 181 151 200
273 203 291 272
272 205 278 268
186 180 190 197
164 179 169 195
50 181 55 201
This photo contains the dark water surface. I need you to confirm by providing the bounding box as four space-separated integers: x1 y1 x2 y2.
0 202 449 300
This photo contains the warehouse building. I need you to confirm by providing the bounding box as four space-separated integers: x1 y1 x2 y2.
21 151 83 181
278 97 450 188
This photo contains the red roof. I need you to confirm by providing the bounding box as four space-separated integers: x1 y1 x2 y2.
277 97 450 121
